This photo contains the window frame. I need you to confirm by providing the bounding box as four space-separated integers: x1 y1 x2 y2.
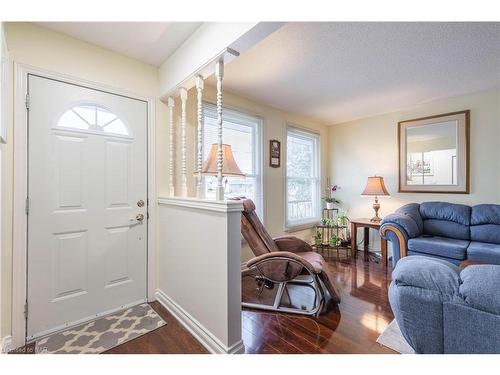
201 101 264 220
284 124 321 230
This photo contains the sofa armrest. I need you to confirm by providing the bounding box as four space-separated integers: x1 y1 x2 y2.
381 213 422 239
392 256 461 295
380 213 422 265
273 236 313 253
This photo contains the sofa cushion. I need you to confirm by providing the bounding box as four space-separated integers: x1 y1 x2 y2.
423 219 470 240
467 242 500 265
420 202 471 226
407 251 462 265
420 202 471 240
459 265 500 315
408 236 469 260
470 204 500 244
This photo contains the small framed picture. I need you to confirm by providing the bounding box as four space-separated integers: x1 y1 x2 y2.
269 139 280 168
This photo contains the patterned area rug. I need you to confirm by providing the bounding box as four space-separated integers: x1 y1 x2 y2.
35 303 166 354
377 319 415 354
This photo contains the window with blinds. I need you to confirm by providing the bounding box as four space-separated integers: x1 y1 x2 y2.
202 103 263 219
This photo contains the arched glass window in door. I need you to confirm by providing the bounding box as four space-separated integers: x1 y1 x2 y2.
57 105 129 136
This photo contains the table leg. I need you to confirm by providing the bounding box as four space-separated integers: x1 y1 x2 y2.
351 222 357 259
381 238 388 267
363 227 370 256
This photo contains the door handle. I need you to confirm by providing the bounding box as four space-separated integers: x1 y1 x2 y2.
129 213 145 227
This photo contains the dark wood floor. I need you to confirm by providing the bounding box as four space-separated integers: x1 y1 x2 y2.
241 251 395 354
13 251 395 354
104 301 208 354
110 251 395 354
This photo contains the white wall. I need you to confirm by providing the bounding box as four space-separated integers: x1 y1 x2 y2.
1 22 165 342
329 88 500 251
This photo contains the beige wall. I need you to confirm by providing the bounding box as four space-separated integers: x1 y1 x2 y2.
158 85 330 262
1 22 166 340
329 88 500 252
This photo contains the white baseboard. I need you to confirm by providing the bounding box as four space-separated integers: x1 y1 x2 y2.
1 335 13 353
155 289 244 354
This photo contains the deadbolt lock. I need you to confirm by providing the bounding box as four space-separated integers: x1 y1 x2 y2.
137 200 145 207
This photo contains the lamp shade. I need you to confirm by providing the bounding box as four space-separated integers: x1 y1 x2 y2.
361 176 390 196
201 144 245 177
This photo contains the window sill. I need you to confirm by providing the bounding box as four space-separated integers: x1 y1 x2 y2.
284 221 318 233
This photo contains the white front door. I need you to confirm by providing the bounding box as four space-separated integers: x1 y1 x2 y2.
27 75 148 340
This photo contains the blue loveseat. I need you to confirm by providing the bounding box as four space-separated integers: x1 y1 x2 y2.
380 202 500 267
389 256 500 353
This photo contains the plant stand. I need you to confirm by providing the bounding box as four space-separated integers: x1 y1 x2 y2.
311 208 351 259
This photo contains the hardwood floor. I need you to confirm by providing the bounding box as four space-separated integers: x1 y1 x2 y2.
12 251 394 354
104 301 208 354
109 251 395 354
241 252 395 354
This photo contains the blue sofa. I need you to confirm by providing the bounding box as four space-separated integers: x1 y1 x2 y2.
389 256 500 353
380 202 500 267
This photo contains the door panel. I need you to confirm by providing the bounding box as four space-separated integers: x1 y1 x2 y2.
54 134 86 209
27 75 148 340
104 226 132 287
52 230 88 301
105 140 131 208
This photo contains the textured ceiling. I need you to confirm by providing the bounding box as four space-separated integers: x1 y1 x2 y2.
37 22 202 66
216 22 500 125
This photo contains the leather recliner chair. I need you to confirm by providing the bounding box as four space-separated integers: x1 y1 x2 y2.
240 199 340 316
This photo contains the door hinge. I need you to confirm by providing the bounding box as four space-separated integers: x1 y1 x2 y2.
25 93 30 110
24 301 28 319
25 197 30 215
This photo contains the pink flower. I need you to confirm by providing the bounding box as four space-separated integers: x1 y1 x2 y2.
331 185 338 192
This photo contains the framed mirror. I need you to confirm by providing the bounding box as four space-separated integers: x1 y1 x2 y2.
398 110 470 193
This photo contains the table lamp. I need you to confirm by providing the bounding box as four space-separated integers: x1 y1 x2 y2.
201 144 245 193
361 176 390 222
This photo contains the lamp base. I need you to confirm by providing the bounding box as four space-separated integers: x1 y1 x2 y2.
370 196 381 222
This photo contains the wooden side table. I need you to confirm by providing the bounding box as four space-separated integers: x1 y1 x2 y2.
350 218 388 266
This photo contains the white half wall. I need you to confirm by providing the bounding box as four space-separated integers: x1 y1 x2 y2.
157 197 244 354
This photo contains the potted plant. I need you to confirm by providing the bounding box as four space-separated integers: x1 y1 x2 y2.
329 234 338 247
323 180 341 209
313 231 322 246
337 213 349 227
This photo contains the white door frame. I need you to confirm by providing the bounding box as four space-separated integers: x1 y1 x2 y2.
12 63 157 348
